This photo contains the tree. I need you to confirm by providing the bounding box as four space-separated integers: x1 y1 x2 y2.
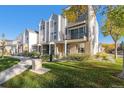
102 43 115 53
63 5 101 23
102 6 124 59
63 5 88 23
1 33 6 58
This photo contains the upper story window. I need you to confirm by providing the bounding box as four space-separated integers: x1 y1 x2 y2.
54 22 57 26
54 31 57 40
27 37 28 41
43 25 45 30
79 27 84 38
54 35 57 40
66 25 87 40
71 29 78 39
50 21 54 28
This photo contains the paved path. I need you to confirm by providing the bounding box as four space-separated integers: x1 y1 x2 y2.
0 56 32 85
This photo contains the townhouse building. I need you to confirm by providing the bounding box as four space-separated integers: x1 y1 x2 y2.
37 5 99 58
65 5 99 56
16 29 39 54
0 39 16 55
14 5 99 58
37 14 67 57
16 33 23 54
23 29 39 52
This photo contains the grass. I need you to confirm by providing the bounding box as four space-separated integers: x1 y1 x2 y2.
1 58 124 88
0 56 19 72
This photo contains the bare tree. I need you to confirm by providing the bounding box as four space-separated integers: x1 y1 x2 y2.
1 33 6 58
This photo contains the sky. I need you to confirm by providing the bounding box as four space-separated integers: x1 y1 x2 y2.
0 5 123 44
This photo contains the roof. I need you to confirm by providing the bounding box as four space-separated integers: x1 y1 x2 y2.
35 31 39 34
26 29 38 34
0 39 13 42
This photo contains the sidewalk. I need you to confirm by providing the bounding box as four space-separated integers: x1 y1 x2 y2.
0 56 32 85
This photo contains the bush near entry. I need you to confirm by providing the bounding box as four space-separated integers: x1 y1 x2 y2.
23 51 29 57
64 54 91 61
41 55 50 62
28 51 40 58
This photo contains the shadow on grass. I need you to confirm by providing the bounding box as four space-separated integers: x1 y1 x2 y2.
2 61 124 88
43 62 124 88
0 57 19 72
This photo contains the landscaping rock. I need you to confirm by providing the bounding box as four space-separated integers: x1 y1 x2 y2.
32 59 42 70
30 59 50 74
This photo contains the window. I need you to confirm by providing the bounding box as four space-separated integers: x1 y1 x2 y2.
27 37 28 41
84 26 87 36
79 27 84 38
53 32 57 40
71 29 78 39
54 35 57 40
67 25 87 40
40 26 42 30
78 43 85 53
50 32 54 41
50 21 53 28
54 22 57 26
43 25 45 30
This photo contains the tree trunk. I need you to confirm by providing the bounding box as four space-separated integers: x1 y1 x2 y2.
115 41 118 59
2 48 4 59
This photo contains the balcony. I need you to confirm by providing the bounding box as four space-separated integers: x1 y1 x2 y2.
66 21 87 41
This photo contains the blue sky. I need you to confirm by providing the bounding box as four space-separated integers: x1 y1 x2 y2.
0 5 123 43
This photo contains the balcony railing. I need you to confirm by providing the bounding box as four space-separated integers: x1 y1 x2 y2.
65 34 87 41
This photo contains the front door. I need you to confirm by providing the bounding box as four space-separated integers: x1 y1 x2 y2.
51 44 54 55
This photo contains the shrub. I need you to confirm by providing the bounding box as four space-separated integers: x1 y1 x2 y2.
95 53 101 58
23 51 29 57
54 55 59 59
65 54 90 61
95 52 108 60
102 53 108 60
41 55 50 62
28 51 40 58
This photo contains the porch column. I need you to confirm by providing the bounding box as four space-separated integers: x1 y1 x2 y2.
54 44 57 56
17 44 19 54
41 45 43 55
64 40 67 56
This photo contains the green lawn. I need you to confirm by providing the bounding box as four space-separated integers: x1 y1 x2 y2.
0 56 19 72
1 58 124 88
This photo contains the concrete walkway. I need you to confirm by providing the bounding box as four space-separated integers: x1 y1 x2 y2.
0 56 32 85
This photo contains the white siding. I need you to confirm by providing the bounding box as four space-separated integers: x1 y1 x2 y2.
58 15 61 41
88 5 99 55
28 32 38 52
